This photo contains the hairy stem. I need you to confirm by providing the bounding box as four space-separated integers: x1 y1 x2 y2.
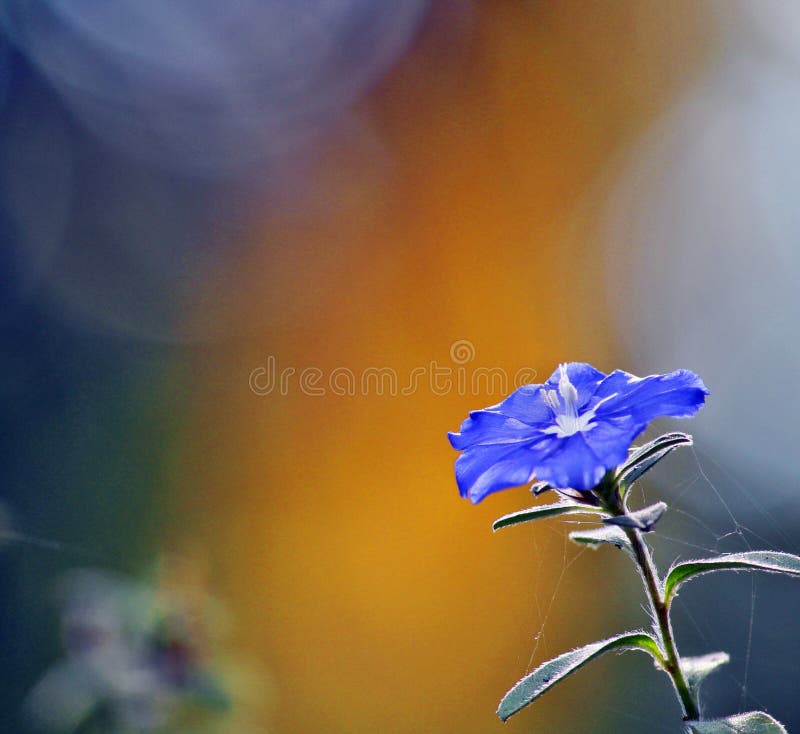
595 481 700 721
623 525 699 721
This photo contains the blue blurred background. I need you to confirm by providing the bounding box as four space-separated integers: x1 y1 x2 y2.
2 2 800 732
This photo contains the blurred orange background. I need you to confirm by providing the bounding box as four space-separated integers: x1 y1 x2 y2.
172 3 713 732
12 1 800 731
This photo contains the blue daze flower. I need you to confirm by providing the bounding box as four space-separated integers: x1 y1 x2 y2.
448 363 708 503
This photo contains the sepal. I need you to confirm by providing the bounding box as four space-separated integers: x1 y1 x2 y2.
569 526 632 553
604 502 667 533
616 432 693 491
530 480 552 496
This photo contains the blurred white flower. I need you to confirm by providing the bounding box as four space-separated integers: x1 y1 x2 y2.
25 562 259 733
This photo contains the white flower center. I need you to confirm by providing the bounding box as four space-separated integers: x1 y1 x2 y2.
540 364 600 438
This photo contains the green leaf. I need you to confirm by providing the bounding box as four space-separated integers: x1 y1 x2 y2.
604 502 667 532
682 651 730 690
497 632 663 722
664 551 800 604
617 432 693 490
569 525 632 552
492 501 604 532
687 711 787 733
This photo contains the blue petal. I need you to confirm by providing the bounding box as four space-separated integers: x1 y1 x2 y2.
581 415 645 471
532 433 608 491
448 411 541 450
454 434 558 503
591 369 638 400
543 362 607 407
484 383 552 425
595 369 709 423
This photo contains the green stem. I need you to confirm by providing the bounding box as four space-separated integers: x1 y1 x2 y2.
595 480 699 721
623 524 699 721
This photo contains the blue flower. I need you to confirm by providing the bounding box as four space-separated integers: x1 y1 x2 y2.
448 363 708 503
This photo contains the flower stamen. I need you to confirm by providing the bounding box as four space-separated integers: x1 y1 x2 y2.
541 389 560 412
558 363 579 419
540 366 616 438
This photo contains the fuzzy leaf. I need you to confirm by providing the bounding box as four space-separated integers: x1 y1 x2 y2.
617 432 693 489
604 502 667 533
497 632 663 721
569 525 632 552
682 651 730 690
492 501 604 532
664 551 800 604
687 711 787 733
